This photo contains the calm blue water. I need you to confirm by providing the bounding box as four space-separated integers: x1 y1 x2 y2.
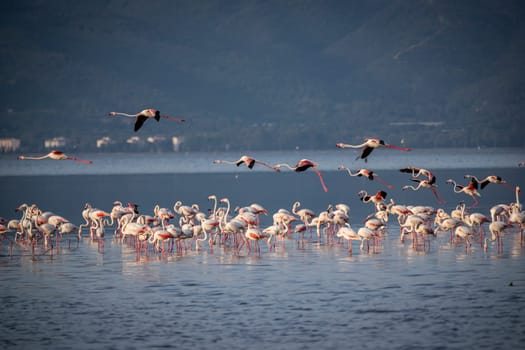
0 149 524 349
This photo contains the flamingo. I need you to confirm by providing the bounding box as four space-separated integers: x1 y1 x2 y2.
336 138 411 162
244 227 268 254
108 108 185 132
484 221 512 252
17 150 92 164
402 178 445 204
446 178 481 208
148 229 173 253
514 185 522 210
454 225 475 248
399 214 425 243
356 227 379 252
306 205 333 242
461 204 490 244
336 224 362 253
463 174 510 190
436 217 462 242
292 201 316 224
400 166 436 183
273 159 328 192
358 190 388 211
338 165 393 189
263 224 287 249
173 201 197 224
213 155 278 171
518 162 524 167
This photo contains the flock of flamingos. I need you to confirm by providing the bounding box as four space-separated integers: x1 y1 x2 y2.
2 108 525 258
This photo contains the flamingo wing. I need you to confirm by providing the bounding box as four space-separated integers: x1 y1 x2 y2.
360 146 374 159
399 167 416 174
134 115 149 131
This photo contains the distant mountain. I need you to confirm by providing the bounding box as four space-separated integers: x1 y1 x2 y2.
0 0 524 152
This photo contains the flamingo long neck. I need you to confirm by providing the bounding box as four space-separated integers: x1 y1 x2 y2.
360 191 371 203
339 142 366 149
292 202 300 215
466 175 481 183
112 112 138 118
339 166 356 176
20 155 49 160
275 163 295 170
216 160 237 165
211 197 218 219
450 180 462 193
221 199 231 228
460 203 471 225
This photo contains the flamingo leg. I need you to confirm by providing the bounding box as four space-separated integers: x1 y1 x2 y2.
384 144 412 152
311 168 328 192
375 175 394 189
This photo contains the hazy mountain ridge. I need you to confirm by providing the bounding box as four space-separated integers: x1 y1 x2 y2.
1 0 524 151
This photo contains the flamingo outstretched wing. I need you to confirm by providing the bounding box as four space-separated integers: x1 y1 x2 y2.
134 115 148 131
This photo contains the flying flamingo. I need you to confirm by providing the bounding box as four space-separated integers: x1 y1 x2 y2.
336 138 411 162
463 174 510 190
400 166 436 184
446 178 481 208
338 165 394 189
402 178 445 204
17 150 92 164
213 155 278 171
108 108 185 132
273 159 328 192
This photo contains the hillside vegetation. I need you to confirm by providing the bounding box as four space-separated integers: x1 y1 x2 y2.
1 0 524 151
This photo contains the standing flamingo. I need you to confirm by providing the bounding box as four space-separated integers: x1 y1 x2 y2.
17 150 92 164
463 174 510 190
338 165 394 189
402 178 445 204
454 225 475 248
244 227 268 255
358 190 388 211
484 221 512 252
336 138 411 162
273 159 328 192
213 155 278 171
108 108 185 132
446 178 481 208
336 224 362 253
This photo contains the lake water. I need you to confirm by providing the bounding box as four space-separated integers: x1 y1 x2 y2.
0 148 524 349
